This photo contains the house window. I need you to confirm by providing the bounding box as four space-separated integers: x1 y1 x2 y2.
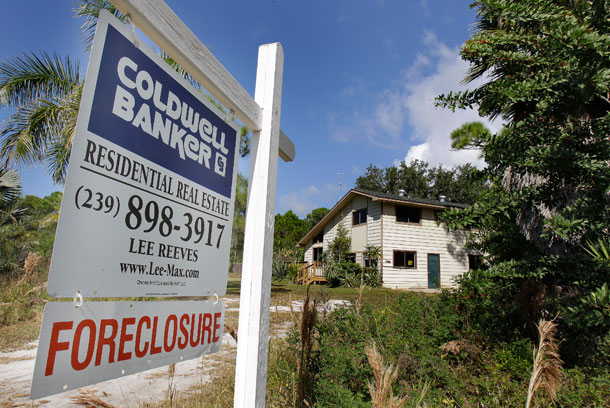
313 230 324 244
313 247 323 262
394 250 416 268
345 253 356 263
364 255 378 269
396 205 421 224
352 208 367 226
468 254 483 271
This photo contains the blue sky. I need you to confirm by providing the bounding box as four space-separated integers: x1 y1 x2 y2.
0 0 501 217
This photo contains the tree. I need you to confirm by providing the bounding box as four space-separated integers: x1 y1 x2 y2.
230 173 248 265
355 164 385 192
436 0 610 353
438 0 610 253
274 210 308 252
0 168 22 224
0 0 250 183
305 207 330 231
354 160 488 204
449 121 492 151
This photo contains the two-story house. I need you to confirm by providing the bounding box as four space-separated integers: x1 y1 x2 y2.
297 189 480 289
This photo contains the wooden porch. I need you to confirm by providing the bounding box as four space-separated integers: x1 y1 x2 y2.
296 261 326 285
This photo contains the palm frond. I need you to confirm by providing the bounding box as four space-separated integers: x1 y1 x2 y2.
584 238 610 261
0 52 80 108
159 51 199 88
0 79 82 183
0 168 21 205
74 0 126 51
45 84 82 183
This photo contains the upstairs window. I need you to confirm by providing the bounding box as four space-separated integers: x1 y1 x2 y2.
352 208 368 226
396 205 421 224
313 230 324 244
394 250 416 268
468 254 483 271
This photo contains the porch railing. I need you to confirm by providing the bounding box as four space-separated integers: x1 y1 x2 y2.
296 261 326 285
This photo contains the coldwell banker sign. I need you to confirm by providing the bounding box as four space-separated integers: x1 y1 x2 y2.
31 10 236 399
47 11 239 298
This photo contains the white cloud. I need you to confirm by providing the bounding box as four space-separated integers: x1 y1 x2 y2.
399 32 502 168
328 30 502 169
277 183 338 217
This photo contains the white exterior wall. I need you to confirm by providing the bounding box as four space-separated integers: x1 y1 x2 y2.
380 203 469 289
301 195 468 289
303 198 382 267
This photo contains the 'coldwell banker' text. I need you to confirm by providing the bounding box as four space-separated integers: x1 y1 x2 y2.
111 56 229 177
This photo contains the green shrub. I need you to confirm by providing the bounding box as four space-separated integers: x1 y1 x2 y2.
324 261 362 288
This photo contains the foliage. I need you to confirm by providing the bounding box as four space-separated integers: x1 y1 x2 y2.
434 0 610 363
268 290 610 407
74 0 126 51
0 52 82 182
274 210 308 253
0 192 61 278
0 0 251 184
0 192 59 327
305 207 330 231
272 247 303 282
355 159 489 205
230 173 247 266
326 223 351 263
569 283 610 329
310 293 525 407
0 168 21 206
450 121 493 151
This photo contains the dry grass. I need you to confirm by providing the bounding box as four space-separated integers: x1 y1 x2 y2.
525 318 563 408
296 286 317 407
0 313 42 351
365 342 408 408
71 389 116 407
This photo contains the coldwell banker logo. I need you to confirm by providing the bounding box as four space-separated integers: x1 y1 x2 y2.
88 25 236 198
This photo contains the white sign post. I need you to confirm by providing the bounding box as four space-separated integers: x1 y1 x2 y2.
105 2 294 406
233 43 284 407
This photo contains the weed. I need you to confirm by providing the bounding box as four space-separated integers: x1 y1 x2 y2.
365 341 408 408
526 318 563 408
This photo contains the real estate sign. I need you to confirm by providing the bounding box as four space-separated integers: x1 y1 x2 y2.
30 300 224 399
47 11 239 298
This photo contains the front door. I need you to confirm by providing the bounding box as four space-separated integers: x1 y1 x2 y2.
427 254 440 289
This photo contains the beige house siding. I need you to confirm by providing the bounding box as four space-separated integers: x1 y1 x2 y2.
367 200 382 248
381 204 468 289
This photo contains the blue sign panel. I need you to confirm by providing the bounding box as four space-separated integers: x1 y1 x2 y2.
88 25 236 198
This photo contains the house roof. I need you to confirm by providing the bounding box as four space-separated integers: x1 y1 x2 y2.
296 188 468 247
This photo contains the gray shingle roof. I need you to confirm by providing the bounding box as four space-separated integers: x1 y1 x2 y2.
352 188 468 209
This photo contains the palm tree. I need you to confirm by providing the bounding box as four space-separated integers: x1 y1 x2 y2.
0 167 23 224
0 1 125 184
0 53 82 183
0 1 249 184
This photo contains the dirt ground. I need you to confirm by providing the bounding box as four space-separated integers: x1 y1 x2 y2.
0 297 350 407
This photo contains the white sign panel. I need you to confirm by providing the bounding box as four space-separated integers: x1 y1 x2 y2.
48 11 240 297
30 300 224 399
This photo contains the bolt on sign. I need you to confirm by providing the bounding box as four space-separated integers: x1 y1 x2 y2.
30 301 224 399
47 10 240 299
